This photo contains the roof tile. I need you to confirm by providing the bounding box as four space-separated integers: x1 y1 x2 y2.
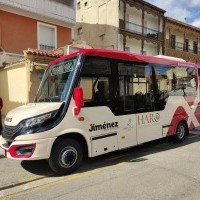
24 48 63 58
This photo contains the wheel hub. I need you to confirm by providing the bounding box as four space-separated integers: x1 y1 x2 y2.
59 147 78 168
177 125 185 139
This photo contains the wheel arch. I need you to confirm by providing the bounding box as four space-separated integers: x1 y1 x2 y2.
173 119 189 136
52 132 90 158
167 116 189 137
172 119 189 143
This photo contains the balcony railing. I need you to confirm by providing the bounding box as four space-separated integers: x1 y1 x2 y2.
173 42 184 51
119 19 163 40
125 21 142 35
171 42 198 54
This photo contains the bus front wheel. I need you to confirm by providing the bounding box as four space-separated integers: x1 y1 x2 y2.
173 121 188 143
49 138 83 175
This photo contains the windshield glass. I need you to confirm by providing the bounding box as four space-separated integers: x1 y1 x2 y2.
35 57 77 102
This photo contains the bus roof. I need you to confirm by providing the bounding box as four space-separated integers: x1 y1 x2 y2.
49 48 197 68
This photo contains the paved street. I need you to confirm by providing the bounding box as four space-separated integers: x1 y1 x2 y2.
1 134 200 199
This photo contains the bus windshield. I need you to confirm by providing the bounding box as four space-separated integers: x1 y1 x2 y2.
35 57 77 102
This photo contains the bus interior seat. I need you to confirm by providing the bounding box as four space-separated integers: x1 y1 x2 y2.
94 81 105 103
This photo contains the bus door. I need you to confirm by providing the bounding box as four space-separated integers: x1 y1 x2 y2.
135 64 163 144
117 74 137 149
116 62 138 149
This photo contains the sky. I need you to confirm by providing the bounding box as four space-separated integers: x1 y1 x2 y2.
145 0 200 27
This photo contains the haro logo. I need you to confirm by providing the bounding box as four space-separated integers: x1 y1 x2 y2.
138 113 160 126
89 121 118 132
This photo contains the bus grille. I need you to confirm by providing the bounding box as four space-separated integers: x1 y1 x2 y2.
2 124 23 138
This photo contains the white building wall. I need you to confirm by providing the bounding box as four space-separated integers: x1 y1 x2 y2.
76 0 119 49
0 0 75 27
144 42 158 55
119 4 142 24
118 34 123 51
144 13 158 32
127 38 142 54
126 5 142 24
119 2 123 19
77 0 119 27
119 34 142 54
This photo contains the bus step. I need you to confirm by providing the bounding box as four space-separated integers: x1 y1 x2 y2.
190 129 200 135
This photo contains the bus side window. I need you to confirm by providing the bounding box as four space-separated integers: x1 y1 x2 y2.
79 56 112 107
79 77 94 104
117 62 136 114
79 77 110 106
94 81 106 103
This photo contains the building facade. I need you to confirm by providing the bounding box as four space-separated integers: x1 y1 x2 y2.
76 0 165 55
0 0 76 67
165 17 200 67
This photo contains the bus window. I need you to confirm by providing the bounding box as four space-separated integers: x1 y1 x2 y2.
167 67 196 96
118 62 134 113
36 58 76 102
79 57 111 107
145 64 197 111
117 62 150 114
146 64 171 111
132 64 149 113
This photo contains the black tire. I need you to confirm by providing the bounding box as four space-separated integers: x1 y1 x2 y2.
172 121 188 143
49 138 83 175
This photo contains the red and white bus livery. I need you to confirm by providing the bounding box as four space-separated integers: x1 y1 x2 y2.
0 49 199 174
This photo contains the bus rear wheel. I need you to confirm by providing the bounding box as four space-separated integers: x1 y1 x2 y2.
173 121 188 143
49 138 83 175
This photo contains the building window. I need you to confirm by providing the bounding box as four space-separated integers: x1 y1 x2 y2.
53 0 75 8
77 27 83 35
185 39 189 52
193 41 198 54
77 2 81 9
37 22 57 51
170 35 176 49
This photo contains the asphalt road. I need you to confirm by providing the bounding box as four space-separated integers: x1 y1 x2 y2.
1 134 200 200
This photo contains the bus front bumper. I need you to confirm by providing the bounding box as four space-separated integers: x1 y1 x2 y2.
0 136 56 160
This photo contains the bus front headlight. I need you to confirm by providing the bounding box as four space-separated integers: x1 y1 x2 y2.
24 112 56 128
20 111 57 135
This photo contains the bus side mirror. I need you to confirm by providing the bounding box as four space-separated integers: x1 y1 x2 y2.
73 87 84 116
